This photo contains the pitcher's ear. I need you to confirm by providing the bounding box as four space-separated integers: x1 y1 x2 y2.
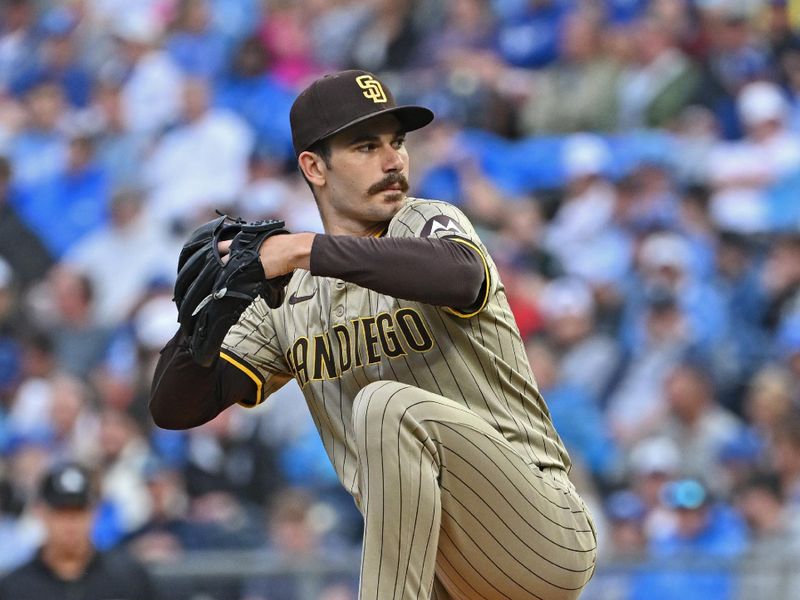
298 150 327 187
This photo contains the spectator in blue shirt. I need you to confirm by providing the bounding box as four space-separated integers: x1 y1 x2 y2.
11 7 92 108
165 0 228 79
495 0 572 69
525 336 619 478
636 478 748 600
8 81 68 188
15 132 109 258
620 231 728 358
712 231 770 404
0 0 40 96
215 36 295 162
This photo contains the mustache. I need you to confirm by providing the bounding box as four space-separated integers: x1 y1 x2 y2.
368 173 409 195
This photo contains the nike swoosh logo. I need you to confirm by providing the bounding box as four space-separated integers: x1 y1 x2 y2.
288 290 317 305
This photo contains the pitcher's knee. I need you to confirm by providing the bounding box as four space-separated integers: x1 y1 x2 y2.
352 380 420 439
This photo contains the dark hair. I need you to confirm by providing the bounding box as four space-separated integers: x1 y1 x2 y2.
774 411 800 447
681 184 710 209
718 229 751 251
231 35 271 77
74 271 94 305
0 156 11 182
735 472 783 501
307 138 332 167
23 330 54 356
300 138 332 197
774 231 800 251
668 360 715 396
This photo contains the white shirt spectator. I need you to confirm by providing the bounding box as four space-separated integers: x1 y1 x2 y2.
707 131 800 233
606 340 686 445
657 406 742 491
64 206 178 325
85 0 163 29
618 47 693 130
7 378 53 438
545 180 617 273
708 81 800 233
144 106 254 225
101 436 153 534
121 50 184 135
546 134 618 277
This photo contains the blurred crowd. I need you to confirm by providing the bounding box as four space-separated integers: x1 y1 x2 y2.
1 0 800 598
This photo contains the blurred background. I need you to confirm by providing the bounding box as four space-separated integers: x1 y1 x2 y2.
1 0 800 598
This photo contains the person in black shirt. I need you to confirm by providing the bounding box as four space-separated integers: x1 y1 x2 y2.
0 156 53 289
0 462 157 600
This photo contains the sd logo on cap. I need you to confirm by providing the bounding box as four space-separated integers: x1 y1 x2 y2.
289 70 434 157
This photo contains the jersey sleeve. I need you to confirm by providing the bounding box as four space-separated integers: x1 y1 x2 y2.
221 298 292 408
390 199 498 317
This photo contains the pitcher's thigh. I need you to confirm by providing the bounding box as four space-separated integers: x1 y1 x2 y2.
353 381 597 600
416 405 596 599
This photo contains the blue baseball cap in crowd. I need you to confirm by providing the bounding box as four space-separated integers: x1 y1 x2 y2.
661 479 709 510
606 490 646 522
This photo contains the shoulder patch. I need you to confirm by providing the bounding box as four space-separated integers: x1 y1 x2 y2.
420 215 465 238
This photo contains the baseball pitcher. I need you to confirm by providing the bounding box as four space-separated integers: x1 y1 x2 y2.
151 70 597 600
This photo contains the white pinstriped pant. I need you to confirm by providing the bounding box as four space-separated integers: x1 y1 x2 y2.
352 381 597 600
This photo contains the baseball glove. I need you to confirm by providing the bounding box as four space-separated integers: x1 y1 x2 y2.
174 215 291 367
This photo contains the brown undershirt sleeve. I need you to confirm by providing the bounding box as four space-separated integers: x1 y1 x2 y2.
149 330 257 429
309 235 486 309
149 236 486 427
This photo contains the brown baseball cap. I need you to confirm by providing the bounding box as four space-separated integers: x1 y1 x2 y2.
290 70 434 157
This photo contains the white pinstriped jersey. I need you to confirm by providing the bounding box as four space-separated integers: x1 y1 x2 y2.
221 198 571 501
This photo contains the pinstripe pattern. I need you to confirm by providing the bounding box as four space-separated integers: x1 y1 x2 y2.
352 381 596 600
221 198 596 599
